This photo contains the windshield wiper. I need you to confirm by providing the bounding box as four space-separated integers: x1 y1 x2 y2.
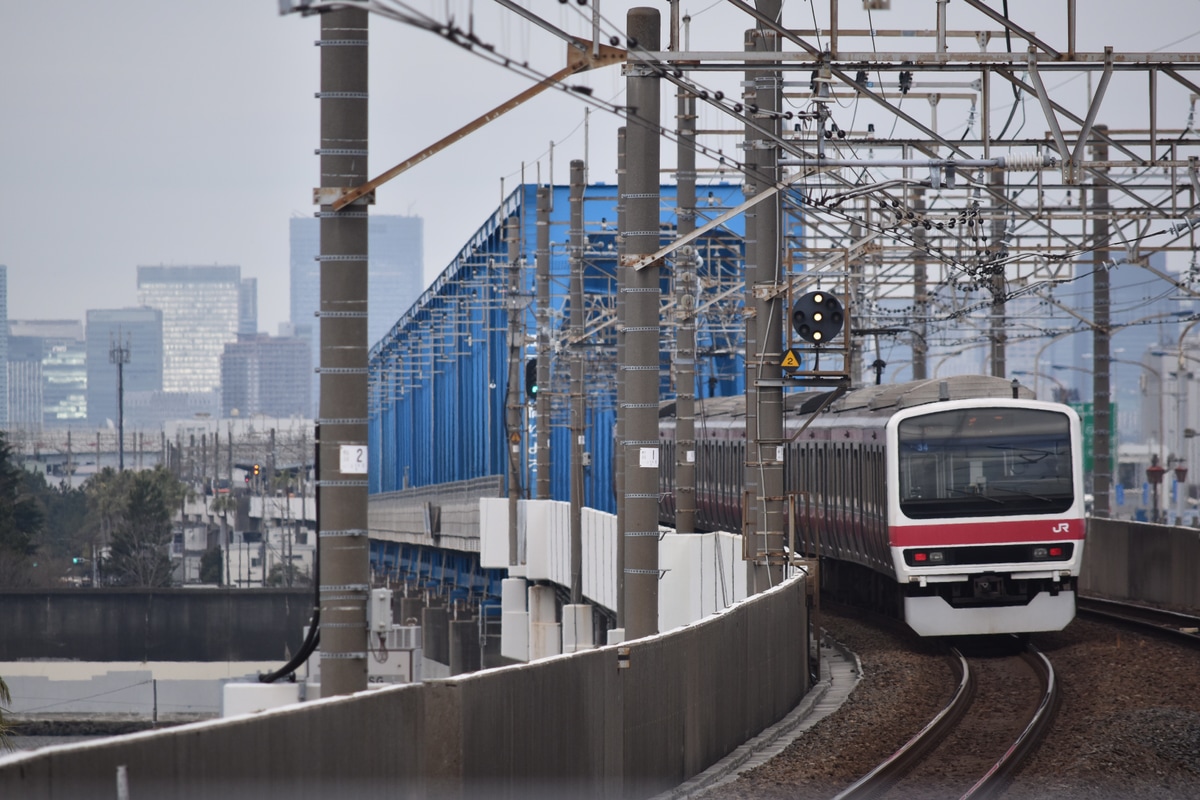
945 487 1004 505
989 485 1056 503
985 444 1056 464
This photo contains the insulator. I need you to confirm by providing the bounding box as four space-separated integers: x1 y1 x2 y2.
1001 151 1051 171
1167 218 1200 235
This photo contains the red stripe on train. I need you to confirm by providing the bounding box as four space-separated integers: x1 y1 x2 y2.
889 518 1085 547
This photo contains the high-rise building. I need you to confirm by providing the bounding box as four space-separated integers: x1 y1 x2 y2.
86 308 164 428
239 278 258 336
289 214 423 415
137 266 241 394
42 340 87 426
220 333 311 419
365 215 425 343
6 321 86 429
7 336 42 431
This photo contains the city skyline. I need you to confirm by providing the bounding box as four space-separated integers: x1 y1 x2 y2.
137 265 242 395
290 214 424 415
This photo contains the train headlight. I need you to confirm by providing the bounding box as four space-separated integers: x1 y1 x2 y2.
1033 545 1067 560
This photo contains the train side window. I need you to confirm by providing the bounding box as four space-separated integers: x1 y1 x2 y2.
851 446 861 515
816 446 824 509
836 446 844 513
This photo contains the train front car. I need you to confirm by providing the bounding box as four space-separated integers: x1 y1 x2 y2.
888 398 1085 636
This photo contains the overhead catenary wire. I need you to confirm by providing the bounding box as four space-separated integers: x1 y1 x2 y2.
354 0 1200 371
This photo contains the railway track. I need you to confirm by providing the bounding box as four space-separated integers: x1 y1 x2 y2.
833 639 1058 800
1077 596 1200 646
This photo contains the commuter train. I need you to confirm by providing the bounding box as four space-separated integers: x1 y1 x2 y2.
658 375 1086 637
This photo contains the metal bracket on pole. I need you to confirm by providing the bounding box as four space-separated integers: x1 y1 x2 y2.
626 168 812 271
328 38 625 210
314 187 374 206
1027 45 1113 185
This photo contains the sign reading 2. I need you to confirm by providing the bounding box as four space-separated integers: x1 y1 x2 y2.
340 445 368 475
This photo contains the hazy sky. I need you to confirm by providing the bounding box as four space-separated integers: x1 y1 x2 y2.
2 1 1198 336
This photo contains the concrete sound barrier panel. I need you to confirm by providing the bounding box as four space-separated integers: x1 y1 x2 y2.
221 682 301 717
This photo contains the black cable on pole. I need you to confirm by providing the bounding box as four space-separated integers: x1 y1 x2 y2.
259 423 321 684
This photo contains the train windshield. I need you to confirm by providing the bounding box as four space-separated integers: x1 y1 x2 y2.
898 407 1074 518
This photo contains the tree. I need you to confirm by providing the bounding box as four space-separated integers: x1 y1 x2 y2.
209 492 239 587
84 466 129 579
0 433 45 587
28 472 89 560
267 561 311 587
96 467 184 588
199 546 223 585
13 471 91 587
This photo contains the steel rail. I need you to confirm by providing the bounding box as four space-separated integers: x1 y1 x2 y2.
1078 596 1200 646
834 640 1058 800
832 647 973 800
960 644 1060 800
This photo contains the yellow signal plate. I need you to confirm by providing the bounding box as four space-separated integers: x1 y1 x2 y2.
781 350 800 370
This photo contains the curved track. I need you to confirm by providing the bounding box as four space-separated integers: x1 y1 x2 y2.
1078 596 1200 647
834 639 1058 800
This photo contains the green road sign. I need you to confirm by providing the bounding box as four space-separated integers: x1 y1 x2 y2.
1070 402 1117 474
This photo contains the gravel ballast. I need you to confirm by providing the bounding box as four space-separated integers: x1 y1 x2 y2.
723 610 1200 800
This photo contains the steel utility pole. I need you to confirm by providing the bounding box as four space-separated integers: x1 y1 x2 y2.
535 186 552 498
621 7 661 640
673 5 698 536
316 6 369 697
569 159 586 603
109 330 130 471
506 216 524 566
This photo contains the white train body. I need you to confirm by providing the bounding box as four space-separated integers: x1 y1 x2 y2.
659 376 1086 637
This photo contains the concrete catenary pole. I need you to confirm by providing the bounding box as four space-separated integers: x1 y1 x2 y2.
912 189 929 381
622 7 661 640
751 24 786 587
673 15 698 536
506 216 524 564
569 159 586 603
988 168 1008 378
1091 128 1112 517
615 127 627 632
535 186 552 498
741 28 761 565
316 6 369 697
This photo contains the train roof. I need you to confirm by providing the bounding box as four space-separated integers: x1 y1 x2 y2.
833 375 1035 415
659 375 1038 423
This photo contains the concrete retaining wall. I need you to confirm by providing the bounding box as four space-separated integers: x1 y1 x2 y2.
1082 517 1200 610
0 577 809 800
0 589 311 662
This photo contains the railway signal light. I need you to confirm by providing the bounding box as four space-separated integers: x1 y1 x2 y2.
253 463 260 477
525 358 539 399
791 291 844 345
